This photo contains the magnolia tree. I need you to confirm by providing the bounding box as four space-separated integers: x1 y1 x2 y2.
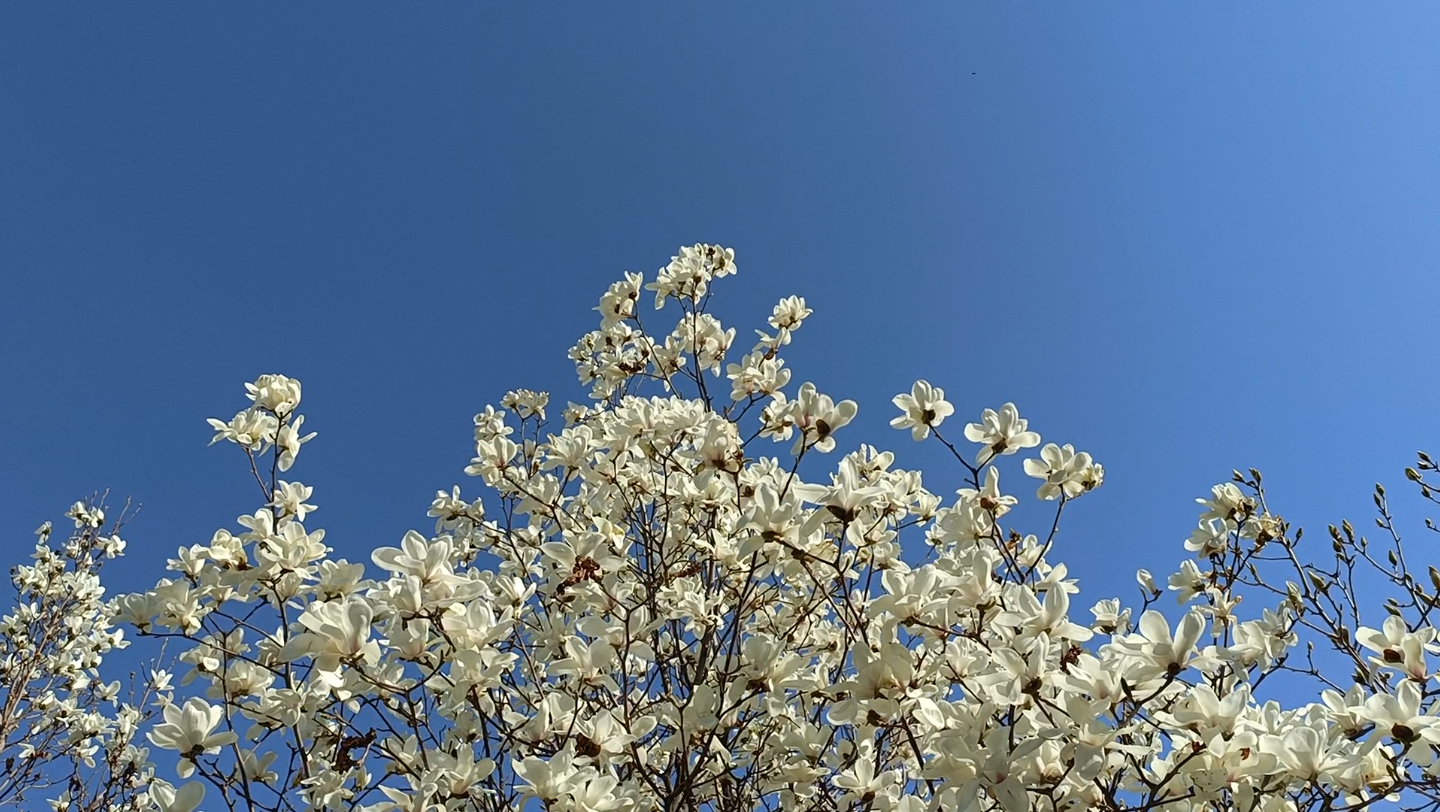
10 245 1440 812
0 502 159 812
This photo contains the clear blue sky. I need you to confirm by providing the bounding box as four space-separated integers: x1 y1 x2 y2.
3 4 1439 611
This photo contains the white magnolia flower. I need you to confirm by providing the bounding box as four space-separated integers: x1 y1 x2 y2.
206 406 278 449
272 479 317 521
1115 609 1208 679
1022 442 1096 500
245 373 303 415
1357 614 1435 681
963 402 1040 464
789 381 858 454
768 295 811 331
289 595 381 682
149 780 206 812
147 698 237 777
274 414 316 471
514 747 589 802
891 379 955 440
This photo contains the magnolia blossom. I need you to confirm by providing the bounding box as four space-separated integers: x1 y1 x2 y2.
206 407 278 450
789 381 858 454
289 595 381 683
891 379 955 440
246 373 303 415
272 479 317 521
1357 614 1436 681
964 402 1040 464
147 781 205 812
147 698 237 777
1022 442 1099 500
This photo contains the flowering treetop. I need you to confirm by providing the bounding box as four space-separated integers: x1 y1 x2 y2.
46 243 1440 812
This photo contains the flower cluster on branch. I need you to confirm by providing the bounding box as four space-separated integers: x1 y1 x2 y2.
1 502 162 812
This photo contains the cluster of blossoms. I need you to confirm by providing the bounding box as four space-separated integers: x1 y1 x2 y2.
17 244 1440 812
0 502 165 812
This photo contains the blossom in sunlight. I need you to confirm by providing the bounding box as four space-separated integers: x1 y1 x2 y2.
1198 482 1252 524
793 455 886 523
502 388 550 421
272 479 317 521
726 349 792 400
290 594 380 678
148 780 206 812
245 373 303 416
274 413 316 471
963 402 1040 464
372 530 457 584
769 295 811 331
514 747 589 803
147 698 237 777
789 381 858 454
65 502 104 529
1363 680 1439 745
957 466 1017 516
832 740 898 805
1022 442 1099 500
1357 614 1435 681
1115 609 1209 680
595 271 643 327
890 379 954 440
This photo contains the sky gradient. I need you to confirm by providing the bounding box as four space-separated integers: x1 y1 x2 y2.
3 5 1439 614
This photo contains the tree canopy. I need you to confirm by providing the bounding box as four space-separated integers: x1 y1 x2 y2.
7 245 1440 812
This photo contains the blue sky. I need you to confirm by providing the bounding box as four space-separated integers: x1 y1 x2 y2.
3 4 1439 617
